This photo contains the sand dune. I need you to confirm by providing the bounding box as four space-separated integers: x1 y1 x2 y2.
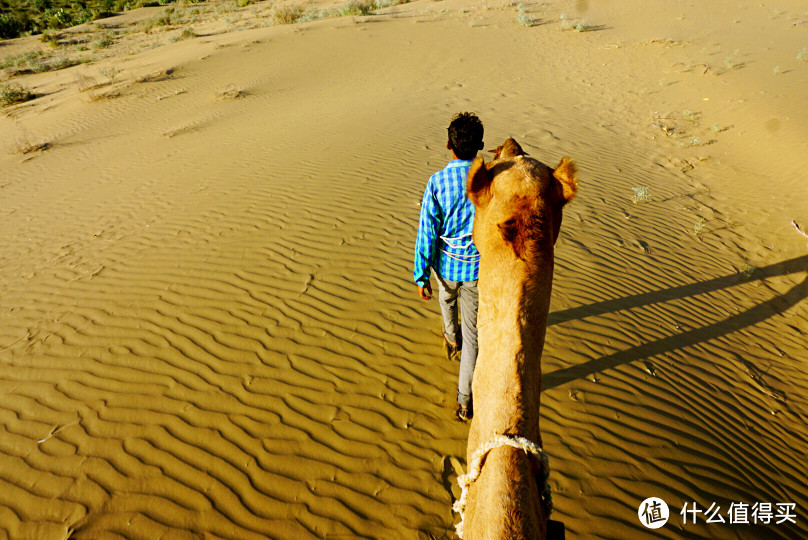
1 0 807 538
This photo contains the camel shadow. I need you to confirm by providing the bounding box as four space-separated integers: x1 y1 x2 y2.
543 254 808 390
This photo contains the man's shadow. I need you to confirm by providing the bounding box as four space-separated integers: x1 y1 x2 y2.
543 254 808 390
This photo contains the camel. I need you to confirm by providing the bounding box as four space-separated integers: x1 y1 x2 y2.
453 138 578 539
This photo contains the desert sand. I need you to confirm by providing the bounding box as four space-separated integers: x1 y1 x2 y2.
1 0 807 538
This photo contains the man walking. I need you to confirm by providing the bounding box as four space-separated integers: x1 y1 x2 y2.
414 112 484 422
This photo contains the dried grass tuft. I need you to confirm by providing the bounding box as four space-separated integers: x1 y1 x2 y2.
216 83 245 100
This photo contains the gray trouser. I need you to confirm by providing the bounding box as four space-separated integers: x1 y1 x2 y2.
435 273 479 407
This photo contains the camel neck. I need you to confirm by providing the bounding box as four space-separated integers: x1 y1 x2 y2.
473 255 553 443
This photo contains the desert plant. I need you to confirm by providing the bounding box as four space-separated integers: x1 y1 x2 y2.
13 133 48 154
155 7 175 26
1 83 35 106
3 51 81 74
651 110 701 138
99 66 120 83
374 0 408 8
170 27 196 41
337 0 375 16
1 0 122 40
136 68 174 83
798 47 808 62
213 0 238 15
559 13 589 31
93 31 115 48
139 18 156 32
516 5 533 27
723 50 742 70
74 9 95 25
74 72 99 92
216 83 244 99
1 51 45 70
297 9 327 22
693 216 706 234
631 186 650 204
271 4 304 23
49 56 81 71
0 14 27 39
40 29 61 46
740 264 756 280
86 89 118 101
42 7 74 29
32 0 53 12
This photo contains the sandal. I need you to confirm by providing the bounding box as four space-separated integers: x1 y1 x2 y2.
456 404 473 422
444 336 461 360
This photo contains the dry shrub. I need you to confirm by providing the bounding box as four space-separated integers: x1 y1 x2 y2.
271 4 304 24
74 72 101 92
0 83 35 106
13 133 49 154
93 31 115 49
136 68 175 83
338 0 375 16
99 66 121 83
86 89 119 102
216 83 244 100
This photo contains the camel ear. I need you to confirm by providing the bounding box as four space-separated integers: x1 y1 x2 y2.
552 157 578 205
499 217 527 260
467 157 492 207
498 138 525 159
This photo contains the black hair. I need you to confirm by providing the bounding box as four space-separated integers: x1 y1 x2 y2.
448 112 484 160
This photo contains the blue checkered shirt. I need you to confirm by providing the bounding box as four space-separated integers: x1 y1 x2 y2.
413 159 480 286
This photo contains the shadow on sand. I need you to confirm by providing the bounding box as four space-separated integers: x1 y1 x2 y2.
543 254 808 390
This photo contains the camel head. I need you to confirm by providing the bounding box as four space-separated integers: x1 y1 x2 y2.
468 138 577 262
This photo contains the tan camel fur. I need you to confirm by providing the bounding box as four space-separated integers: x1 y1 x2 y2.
462 138 577 539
